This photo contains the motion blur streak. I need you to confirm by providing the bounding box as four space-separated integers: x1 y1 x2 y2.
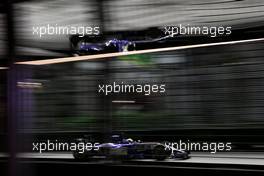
112 100 136 103
0 67 8 70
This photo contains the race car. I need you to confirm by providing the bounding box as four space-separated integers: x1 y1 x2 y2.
73 38 136 55
72 135 190 161
69 27 170 56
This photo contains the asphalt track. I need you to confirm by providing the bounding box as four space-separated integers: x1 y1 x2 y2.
1 152 264 176
1 152 263 166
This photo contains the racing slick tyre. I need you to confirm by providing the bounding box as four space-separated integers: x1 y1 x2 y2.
73 150 86 160
153 145 168 161
73 150 93 161
182 153 189 160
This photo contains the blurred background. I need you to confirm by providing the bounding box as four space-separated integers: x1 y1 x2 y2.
0 0 264 175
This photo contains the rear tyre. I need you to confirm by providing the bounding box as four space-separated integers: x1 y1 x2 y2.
73 151 86 160
153 145 167 161
182 153 190 160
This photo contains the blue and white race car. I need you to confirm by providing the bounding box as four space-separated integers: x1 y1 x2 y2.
69 28 171 56
73 135 190 161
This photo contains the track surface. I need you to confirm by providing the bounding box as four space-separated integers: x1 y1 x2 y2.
1 152 264 166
